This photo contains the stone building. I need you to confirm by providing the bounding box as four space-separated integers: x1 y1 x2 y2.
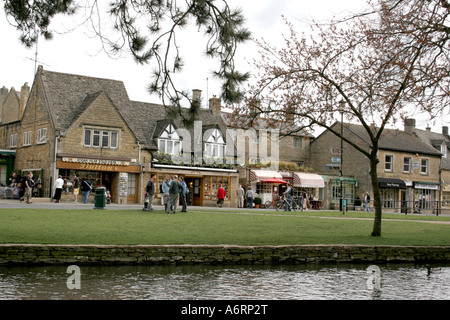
308 121 442 212
0 67 240 206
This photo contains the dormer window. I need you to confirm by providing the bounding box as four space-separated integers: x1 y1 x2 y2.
158 123 181 155
441 144 447 158
205 128 225 158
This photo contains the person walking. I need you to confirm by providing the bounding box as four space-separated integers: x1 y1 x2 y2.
72 174 80 203
217 184 226 207
364 191 371 212
21 171 34 204
167 175 181 214
246 186 254 209
162 174 172 212
144 174 156 212
283 183 293 211
53 175 64 203
236 184 244 208
179 176 187 212
81 177 92 204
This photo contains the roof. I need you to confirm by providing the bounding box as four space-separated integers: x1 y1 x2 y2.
34 66 229 151
414 127 450 170
318 122 443 157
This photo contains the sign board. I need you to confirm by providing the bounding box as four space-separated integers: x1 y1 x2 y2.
330 148 342 155
412 161 420 170
331 157 341 163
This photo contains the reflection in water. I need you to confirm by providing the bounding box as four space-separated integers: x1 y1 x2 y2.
0 264 449 300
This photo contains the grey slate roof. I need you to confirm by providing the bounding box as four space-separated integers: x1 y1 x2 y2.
414 128 450 170
315 122 443 157
36 66 228 151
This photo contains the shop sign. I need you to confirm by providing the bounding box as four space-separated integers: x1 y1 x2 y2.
62 157 129 166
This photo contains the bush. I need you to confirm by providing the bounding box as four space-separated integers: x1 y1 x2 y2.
254 197 262 205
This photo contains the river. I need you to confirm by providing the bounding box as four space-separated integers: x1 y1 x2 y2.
0 263 449 300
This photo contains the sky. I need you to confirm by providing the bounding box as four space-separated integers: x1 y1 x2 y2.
1 0 448 132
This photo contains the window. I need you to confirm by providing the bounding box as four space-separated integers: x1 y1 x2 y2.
385 155 393 172
84 128 118 149
294 136 302 149
205 128 225 158
37 128 47 144
441 144 447 158
421 158 429 175
23 131 32 146
403 157 411 173
158 123 181 155
10 134 17 148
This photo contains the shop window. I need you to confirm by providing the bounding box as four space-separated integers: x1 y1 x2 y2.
204 176 229 200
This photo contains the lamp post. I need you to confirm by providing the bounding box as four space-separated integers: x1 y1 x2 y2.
339 99 345 214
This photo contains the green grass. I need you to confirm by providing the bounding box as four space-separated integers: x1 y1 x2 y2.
0 208 449 246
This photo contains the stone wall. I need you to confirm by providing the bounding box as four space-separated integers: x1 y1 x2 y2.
0 244 448 265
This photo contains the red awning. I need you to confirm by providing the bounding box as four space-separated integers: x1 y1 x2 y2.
260 177 288 184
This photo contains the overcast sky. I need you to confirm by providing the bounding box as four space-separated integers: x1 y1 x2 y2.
1 0 447 131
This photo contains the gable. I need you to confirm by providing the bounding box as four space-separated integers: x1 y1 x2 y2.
1 88 20 124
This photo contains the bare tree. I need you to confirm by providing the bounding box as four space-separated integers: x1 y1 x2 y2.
3 0 250 126
231 0 450 236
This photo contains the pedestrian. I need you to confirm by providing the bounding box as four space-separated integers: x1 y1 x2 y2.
81 177 92 203
162 174 172 212
246 186 254 209
53 175 64 203
217 184 226 207
21 171 34 204
167 175 181 214
144 174 156 212
364 191 371 212
72 174 80 203
179 176 187 212
283 183 292 211
302 192 308 210
236 184 244 208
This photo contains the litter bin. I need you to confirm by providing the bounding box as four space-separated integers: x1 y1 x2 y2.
94 187 106 209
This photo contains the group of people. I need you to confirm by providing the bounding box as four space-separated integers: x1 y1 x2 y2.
235 184 259 209
8 171 42 203
143 174 187 214
52 174 92 204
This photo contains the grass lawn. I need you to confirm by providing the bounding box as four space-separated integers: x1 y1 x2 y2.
0 208 449 246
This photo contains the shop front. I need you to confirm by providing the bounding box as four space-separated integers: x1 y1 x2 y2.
250 170 286 204
293 172 325 209
413 181 440 213
151 164 239 207
56 156 142 204
378 178 407 212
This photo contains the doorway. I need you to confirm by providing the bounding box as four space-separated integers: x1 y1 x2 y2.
127 173 138 203
184 177 203 206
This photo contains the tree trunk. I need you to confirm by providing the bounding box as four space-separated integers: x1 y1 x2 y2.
370 153 382 236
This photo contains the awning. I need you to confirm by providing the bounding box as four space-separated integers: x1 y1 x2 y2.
378 178 406 189
250 170 283 182
293 172 325 188
260 177 288 184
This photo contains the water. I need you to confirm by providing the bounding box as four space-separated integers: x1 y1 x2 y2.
0 264 449 300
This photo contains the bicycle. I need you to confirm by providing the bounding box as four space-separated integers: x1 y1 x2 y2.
264 195 281 209
275 195 298 211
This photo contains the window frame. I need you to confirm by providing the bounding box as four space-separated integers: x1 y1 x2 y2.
403 156 411 173
84 128 119 149
384 154 393 172
37 128 47 144
420 158 429 175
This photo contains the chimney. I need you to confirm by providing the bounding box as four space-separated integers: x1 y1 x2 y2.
192 89 202 106
404 118 416 134
0 86 8 105
249 99 261 119
443 126 449 137
20 82 30 119
209 96 221 116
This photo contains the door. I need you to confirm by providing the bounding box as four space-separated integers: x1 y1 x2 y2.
127 173 138 203
185 177 203 206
